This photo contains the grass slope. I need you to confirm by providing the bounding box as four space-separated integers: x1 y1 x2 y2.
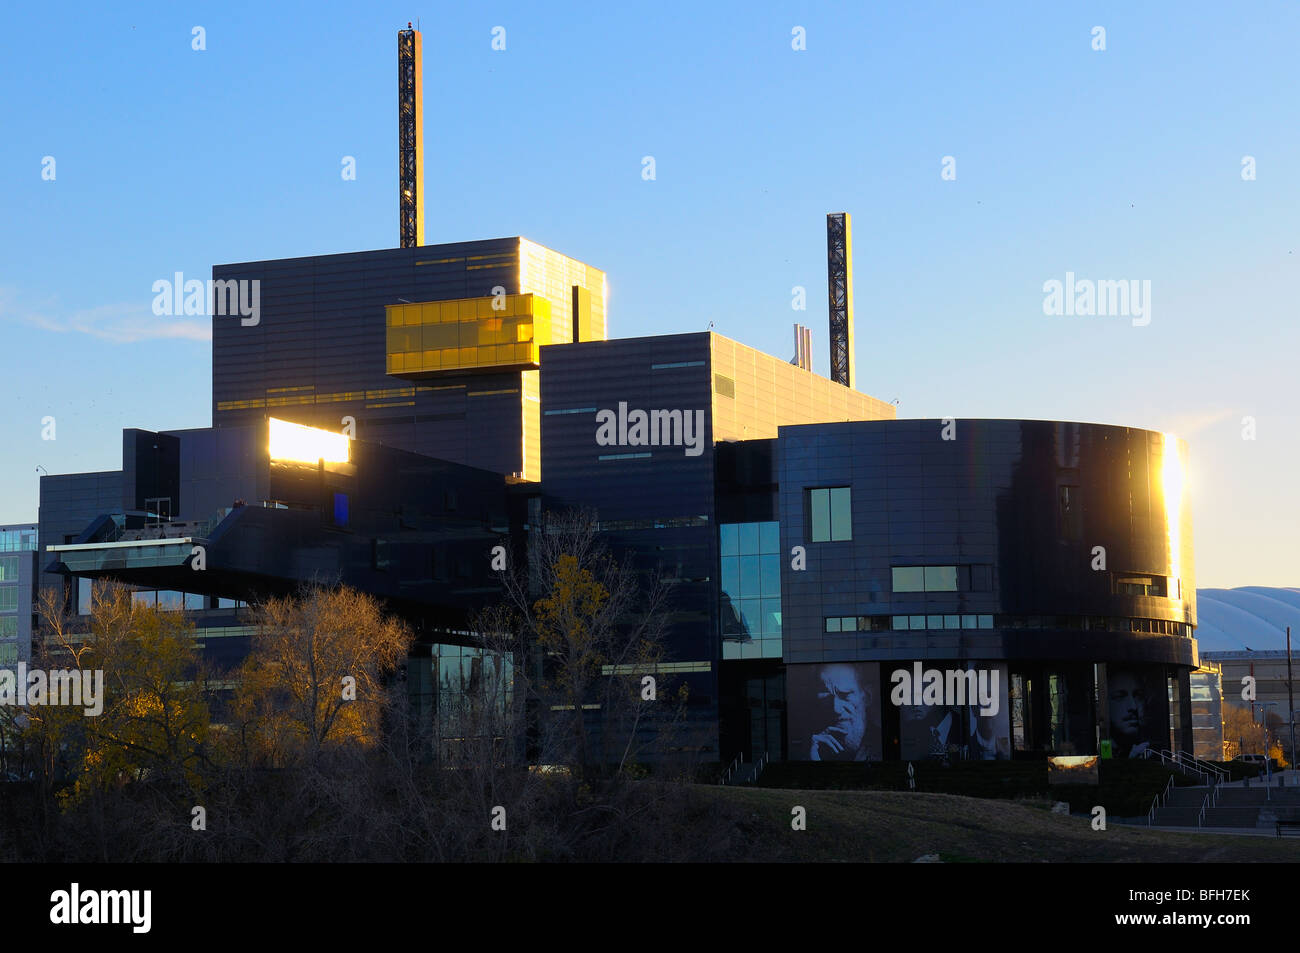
708 787 1300 862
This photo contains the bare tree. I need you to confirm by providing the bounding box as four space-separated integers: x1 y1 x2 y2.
487 508 691 780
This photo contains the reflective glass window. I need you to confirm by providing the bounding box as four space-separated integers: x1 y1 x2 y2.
739 555 761 598
739 523 761 556
720 524 739 557
893 616 910 630
924 566 958 591
0 589 18 612
826 617 841 632
892 567 924 592
810 489 831 542
759 554 780 597
830 487 852 540
758 522 779 554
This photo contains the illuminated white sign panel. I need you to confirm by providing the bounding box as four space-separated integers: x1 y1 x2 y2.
268 417 350 465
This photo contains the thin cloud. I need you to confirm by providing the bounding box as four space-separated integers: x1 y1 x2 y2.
2 291 210 344
1164 408 1237 439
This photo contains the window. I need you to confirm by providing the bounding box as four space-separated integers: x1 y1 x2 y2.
0 643 16 665
0 556 18 581
720 521 782 660
924 566 958 592
0 618 17 638
1115 575 1167 597
892 567 925 592
808 487 851 542
0 588 17 612
892 565 957 592
825 617 861 632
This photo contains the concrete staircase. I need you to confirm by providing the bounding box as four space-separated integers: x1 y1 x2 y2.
1152 777 1300 829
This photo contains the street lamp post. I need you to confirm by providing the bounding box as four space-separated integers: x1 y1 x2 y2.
1287 626 1295 772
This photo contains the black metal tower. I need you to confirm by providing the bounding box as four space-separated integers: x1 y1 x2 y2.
398 26 423 248
826 212 854 388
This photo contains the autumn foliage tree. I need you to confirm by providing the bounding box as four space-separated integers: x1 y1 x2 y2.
231 583 412 767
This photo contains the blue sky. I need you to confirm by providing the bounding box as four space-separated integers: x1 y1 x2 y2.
1 1 1296 587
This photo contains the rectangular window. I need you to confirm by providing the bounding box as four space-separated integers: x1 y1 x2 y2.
0 555 18 581
1115 575 1167 597
892 565 959 592
0 589 17 612
826 617 841 632
808 487 852 542
0 618 17 638
923 566 958 592
893 615 910 630
0 643 17 665
891 567 925 592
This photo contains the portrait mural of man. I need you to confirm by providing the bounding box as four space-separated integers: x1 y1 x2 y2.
967 663 1010 760
1107 666 1167 758
787 662 881 761
900 702 963 760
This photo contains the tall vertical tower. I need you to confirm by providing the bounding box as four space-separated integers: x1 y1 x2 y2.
398 25 424 248
826 212 854 388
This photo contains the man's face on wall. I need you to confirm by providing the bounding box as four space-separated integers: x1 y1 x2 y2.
1109 671 1147 739
818 664 866 752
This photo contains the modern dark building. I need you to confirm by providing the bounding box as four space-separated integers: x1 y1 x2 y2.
0 525 39 670
212 239 605 481
33 234 1203 767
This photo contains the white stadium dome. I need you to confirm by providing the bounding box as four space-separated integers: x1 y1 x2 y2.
1195 587 1300 652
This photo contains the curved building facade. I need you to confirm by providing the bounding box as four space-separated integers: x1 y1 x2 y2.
773 419 1196 762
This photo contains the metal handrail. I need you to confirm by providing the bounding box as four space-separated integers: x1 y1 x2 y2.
1175 750 1227 786
1146 747 1215 785
720 753 742 785
1148 774 1175 826
1197 791 1210 829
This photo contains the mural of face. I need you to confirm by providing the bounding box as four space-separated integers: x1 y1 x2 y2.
1108 671 1147 741
812 663 868 759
